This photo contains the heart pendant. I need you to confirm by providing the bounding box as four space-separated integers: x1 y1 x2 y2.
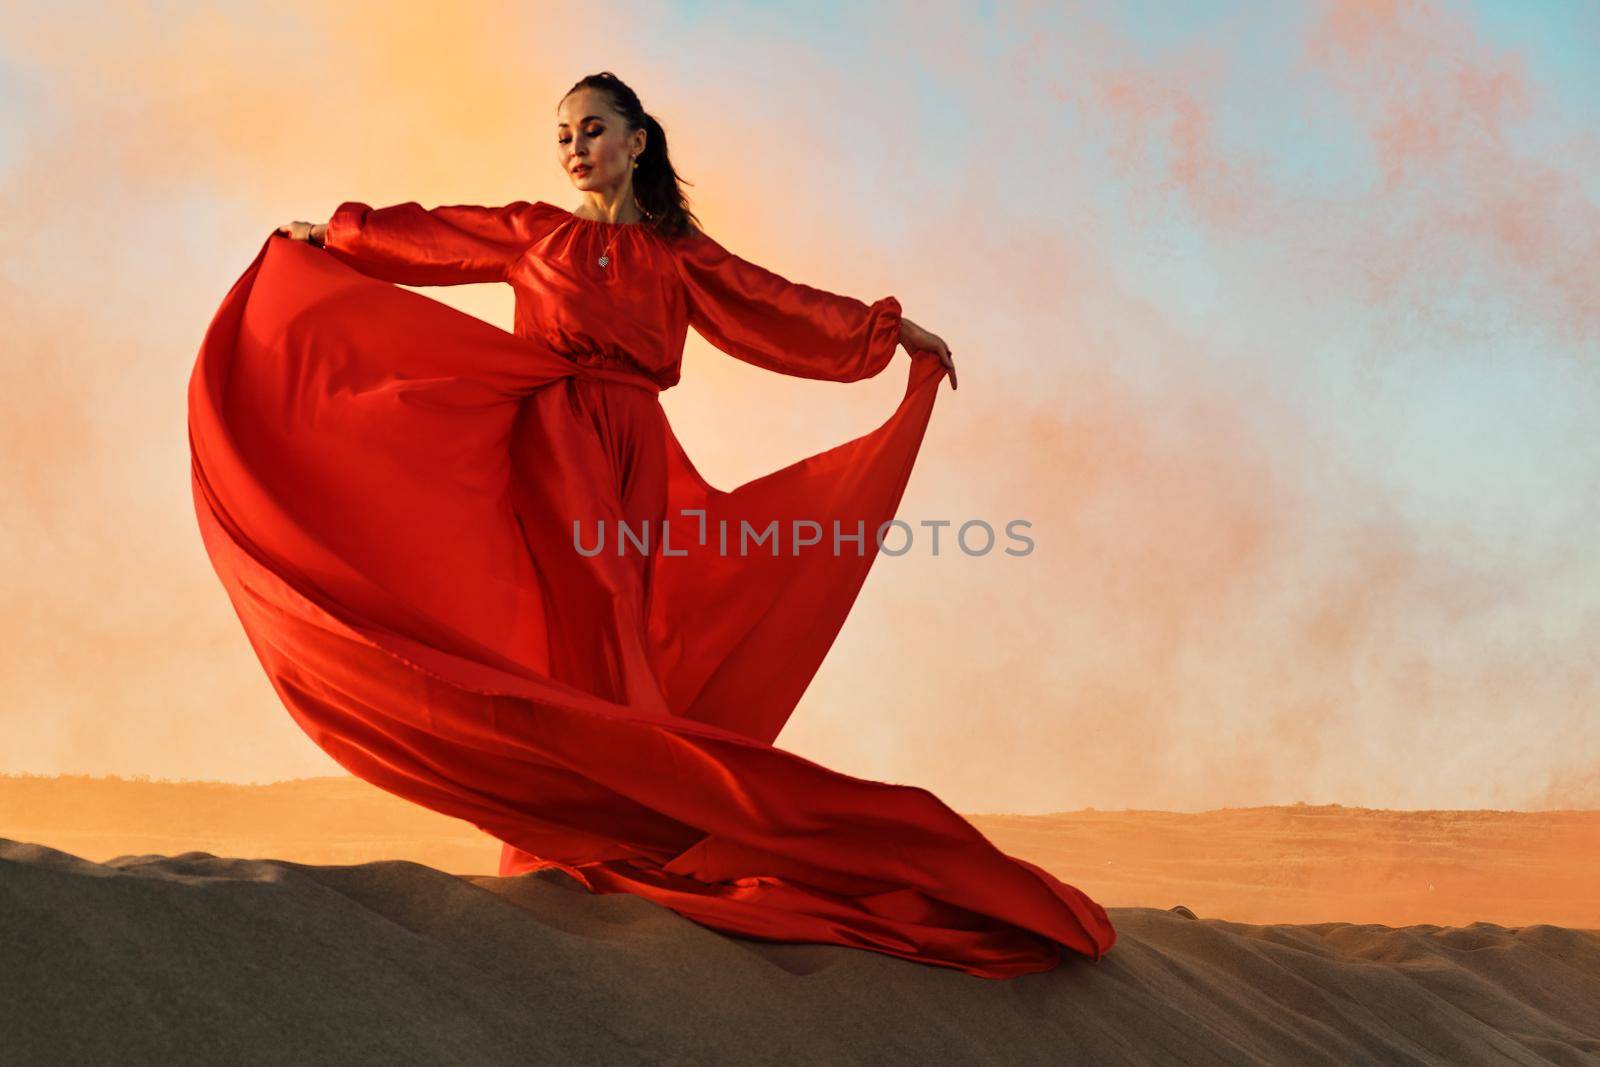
598 256 610 268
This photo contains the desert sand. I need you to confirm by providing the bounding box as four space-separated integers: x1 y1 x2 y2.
3 775 1599 1063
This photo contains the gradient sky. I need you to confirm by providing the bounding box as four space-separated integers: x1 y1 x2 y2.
1 0 1595 813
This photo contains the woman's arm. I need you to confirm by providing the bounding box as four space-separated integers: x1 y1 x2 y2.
672 230 905 383
312 200 548 286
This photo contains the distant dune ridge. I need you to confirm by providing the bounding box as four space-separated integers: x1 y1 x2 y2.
3 838 1598 1065
3 773 1597 927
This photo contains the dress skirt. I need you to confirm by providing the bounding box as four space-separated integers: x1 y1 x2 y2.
188 234 1118 979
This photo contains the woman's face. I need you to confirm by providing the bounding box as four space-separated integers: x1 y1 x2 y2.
556 89 644 195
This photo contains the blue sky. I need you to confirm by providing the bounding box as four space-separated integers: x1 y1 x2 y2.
0 0 1595 810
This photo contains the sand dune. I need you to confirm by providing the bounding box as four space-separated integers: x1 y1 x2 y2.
0 774 501 876
964 806 1600 930
3 838 1598 1065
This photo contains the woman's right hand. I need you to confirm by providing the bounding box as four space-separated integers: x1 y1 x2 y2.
899 316 957 390
274 221 327 246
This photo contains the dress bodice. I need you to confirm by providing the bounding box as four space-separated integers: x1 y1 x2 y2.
506 207 691 388
323 199 904 393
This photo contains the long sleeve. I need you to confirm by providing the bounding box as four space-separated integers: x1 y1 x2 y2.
673 231 903 383
322 200 545 286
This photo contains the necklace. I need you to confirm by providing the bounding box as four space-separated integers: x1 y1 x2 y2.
597 224 623 269
593 154 641 269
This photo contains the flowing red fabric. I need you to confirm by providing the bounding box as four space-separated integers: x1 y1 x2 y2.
186 200 1117 978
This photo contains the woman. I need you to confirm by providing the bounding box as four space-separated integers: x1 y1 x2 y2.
191 71 1115 978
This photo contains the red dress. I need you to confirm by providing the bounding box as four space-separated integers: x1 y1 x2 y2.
187 199 1117 978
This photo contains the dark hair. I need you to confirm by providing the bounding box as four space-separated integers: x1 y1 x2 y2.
562 72 701 240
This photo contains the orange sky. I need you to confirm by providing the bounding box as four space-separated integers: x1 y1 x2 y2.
2 1 1595 813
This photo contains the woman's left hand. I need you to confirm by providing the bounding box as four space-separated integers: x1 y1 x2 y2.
899 317 957 390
